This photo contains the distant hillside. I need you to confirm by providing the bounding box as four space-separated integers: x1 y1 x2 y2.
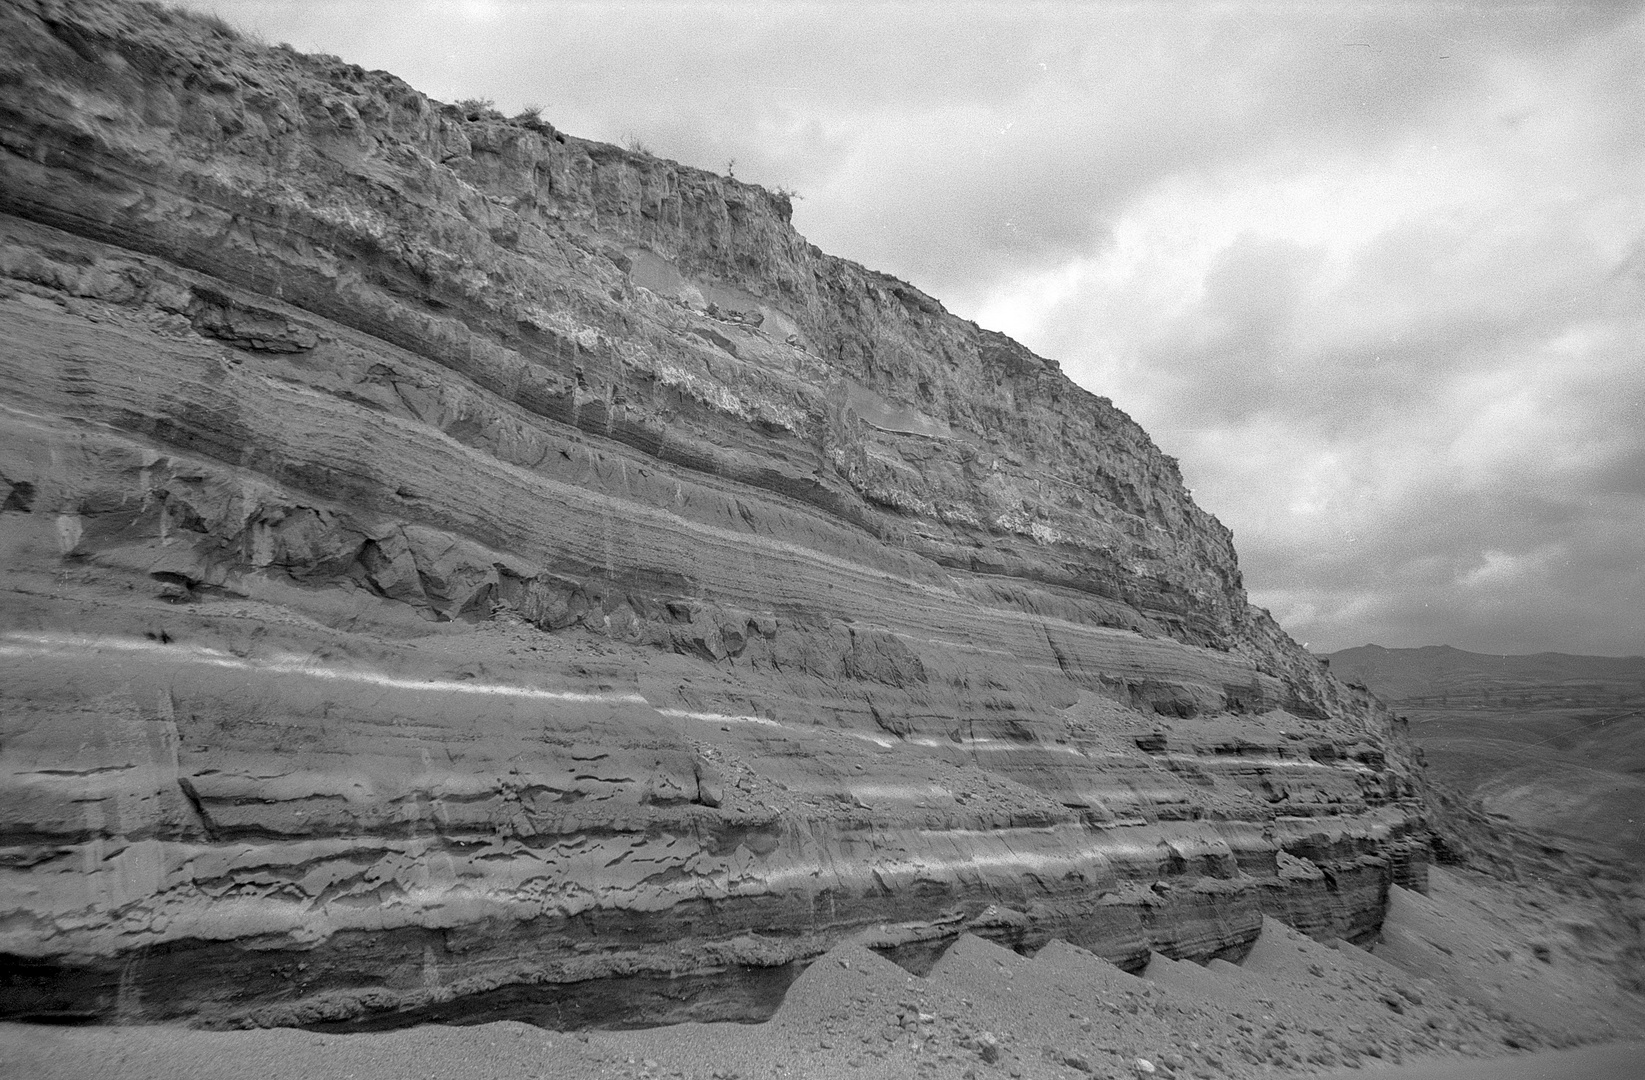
1322 645 1645 707
1323 645 1645 861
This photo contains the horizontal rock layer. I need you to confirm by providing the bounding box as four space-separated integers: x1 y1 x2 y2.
0 0 1426 1028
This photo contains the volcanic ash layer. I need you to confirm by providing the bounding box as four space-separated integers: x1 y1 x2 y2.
0 0 1426 1028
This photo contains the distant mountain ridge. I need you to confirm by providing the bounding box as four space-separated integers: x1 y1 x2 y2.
1323 644 1645 707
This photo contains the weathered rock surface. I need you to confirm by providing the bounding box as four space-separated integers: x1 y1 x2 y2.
0 0 1426 1028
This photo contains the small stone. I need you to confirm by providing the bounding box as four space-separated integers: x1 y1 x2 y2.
1134 1058 1157 1075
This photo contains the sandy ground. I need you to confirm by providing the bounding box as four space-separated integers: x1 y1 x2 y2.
3 867 1641 1080
1316 1043 1645 1080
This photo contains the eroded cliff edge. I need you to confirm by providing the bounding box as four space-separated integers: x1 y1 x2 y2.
0 0 1427 1028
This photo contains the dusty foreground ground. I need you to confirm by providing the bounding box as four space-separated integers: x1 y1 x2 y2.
3 867 1641 1080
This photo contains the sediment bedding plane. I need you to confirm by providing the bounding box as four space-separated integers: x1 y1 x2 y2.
0 0 1426 1028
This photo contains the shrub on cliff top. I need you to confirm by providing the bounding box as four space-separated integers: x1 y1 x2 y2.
457 97 502 121
516 104 556 135
140 2 242 41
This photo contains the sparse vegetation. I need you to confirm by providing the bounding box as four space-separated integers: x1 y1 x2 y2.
774 185 803 201
141 2 242 41
515 103 553 133
456 97 502 121
196 10 238 37
622 134 654 157
724 157 737 178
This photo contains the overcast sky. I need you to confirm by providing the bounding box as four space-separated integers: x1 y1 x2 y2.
193 1 1645 657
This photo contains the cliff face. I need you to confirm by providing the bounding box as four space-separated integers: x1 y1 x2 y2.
0 0 1427 1028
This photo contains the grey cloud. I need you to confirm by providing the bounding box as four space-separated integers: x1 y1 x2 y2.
1257 526 1645 656
785 4 1636 302
1141 235 1326 422
1136 202 1645 444
1242 446 1645 655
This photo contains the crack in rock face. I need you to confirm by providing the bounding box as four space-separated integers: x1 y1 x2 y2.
0 0 1433 1030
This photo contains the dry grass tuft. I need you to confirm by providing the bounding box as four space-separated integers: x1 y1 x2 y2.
456 97 502 121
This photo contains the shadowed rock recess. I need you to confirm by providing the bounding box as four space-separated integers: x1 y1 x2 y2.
0 0 1427 1029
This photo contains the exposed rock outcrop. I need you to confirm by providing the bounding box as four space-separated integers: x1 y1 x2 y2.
0 0 1427 1028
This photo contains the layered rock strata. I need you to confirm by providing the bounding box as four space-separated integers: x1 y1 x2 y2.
0 0 1427 1027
